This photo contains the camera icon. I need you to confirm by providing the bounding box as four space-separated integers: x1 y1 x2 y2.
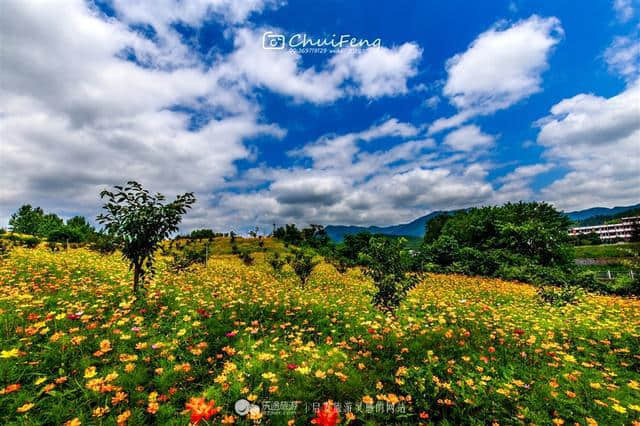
263 31 285 49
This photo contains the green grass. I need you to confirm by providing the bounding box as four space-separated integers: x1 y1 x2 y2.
574 242 640 259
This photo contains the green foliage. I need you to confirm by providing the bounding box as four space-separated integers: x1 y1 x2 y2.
9 204 46 235
289 248 318 286
570 231 601 246
188 229 221 239
537 286 585 306
268 252 285 273
237 249 253 265
96 181 196 293
420 202 581 289
361 236 418 310
47 226 84 243
88 233 118 254
170 245 207 271
23 236 41 248
423 214 450 244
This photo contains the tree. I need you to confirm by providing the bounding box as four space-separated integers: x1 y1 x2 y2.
289 249 318 286
423 214 450 244
97 181 196 294
66 216 95 240
361 236 418 310
9 205 45 235
630 220 640 243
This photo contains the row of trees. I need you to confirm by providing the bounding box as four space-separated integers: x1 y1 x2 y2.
8 205 96 243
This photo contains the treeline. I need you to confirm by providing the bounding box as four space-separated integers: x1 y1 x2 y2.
7 204 95 242
272 202 638 296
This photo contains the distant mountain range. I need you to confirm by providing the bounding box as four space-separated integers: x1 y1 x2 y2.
325 203 640 242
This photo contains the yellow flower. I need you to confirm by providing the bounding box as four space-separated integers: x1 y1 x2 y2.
17 403 34 413
1 348 20 358
314 370 326 379
84 367 97 379
612 404 627 414
64 418 82 426
362 395 374 405
117 410 131 425
34 377 47 385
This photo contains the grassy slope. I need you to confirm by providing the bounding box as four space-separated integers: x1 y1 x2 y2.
574 242 640 259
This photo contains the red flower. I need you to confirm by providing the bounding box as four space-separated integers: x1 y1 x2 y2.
312 401 340 426
287 363 298 370
514 328 525 335
225 331 238 337
184 397 221 425
367 328 376 334
488 346 496 353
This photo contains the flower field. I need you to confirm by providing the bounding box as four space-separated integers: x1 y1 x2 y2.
0 246 639 425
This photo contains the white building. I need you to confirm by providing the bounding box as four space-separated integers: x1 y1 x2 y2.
569 216 640 241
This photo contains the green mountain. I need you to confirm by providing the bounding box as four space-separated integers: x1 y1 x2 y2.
324 203 640 242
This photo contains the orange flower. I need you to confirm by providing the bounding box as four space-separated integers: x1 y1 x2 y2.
0 383 21 395
184 397 221 425
311 401 340 426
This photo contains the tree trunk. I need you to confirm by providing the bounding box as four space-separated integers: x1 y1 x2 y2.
133 263 141 294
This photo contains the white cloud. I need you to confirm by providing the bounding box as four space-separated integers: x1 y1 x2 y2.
430 15 563 134
0 0 284 225
536 80 640 210
443 125 496 152
613 0 636 22
330 43 422 98
225 28 422 103
604 35 640 83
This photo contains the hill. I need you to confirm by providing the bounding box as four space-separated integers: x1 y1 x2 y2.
566 203 640 223
325 202 640 242
324 211 446 242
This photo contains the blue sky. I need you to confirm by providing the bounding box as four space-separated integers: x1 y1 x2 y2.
0 0 638 232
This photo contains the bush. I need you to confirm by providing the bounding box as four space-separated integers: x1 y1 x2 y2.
89 234 118 254
268 252 285 273
289 249 318 286
361 236 418 310
47 226 84 243
537 286 585 306
238 250 253 265
23 236 41 248
0 240 10 258
170 246 207 271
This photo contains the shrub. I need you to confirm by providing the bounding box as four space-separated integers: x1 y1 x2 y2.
0 240 10 258
537 286 585 306
47 226 84 243
289 249 318 286
23 236 41 248
361 236 418 310
170 246 207 271
268 252 285 273
89 234 118 254
238 250 253 266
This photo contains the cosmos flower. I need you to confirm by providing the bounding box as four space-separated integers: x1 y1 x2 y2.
311 401 340 426
184 397 221 424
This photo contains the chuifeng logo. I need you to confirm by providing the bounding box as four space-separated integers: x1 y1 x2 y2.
262 31 381 53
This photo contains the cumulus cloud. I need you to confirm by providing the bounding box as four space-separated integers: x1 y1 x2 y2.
536 81 640 210
0 0 283 224
0 0 425 229
224 28 422 103
443 125 496 152
430 15 563 134
201 119 496 229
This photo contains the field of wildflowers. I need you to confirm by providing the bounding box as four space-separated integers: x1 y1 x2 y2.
0 244 638 425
